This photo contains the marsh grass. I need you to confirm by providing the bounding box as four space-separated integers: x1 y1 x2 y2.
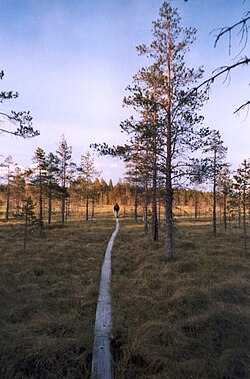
111 218 250 379
0 213 115 378
1 211 250 378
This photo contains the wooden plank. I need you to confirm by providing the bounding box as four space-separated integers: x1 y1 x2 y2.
91 219 119 379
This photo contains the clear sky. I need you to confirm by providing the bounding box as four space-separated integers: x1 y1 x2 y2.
0 0 249 183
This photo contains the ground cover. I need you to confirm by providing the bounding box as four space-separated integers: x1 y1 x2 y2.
0 213 114 378
1 211 250 378
111 218 250 378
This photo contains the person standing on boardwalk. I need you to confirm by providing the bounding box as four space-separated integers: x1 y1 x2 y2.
114 203 120 218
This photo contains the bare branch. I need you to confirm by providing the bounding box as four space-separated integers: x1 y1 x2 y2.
0 128 17 136
213 13 250 55
191 57 250 94
234 100 250 115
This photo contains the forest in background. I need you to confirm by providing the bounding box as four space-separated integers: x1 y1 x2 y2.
0 136 250 253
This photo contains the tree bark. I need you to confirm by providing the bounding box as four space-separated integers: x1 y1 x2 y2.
86 193 89 221
243 184 247 253
134 186 138 223
165 19 174 258
213 147 217 236
92 198 95 220
5 175 10 221
194 190 199 219
223 192 227 231
152 108 158 241
144 179 148 235
39 172 43 231
48 188 52 224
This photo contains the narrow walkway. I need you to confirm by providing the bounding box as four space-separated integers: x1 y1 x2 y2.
91 218 119 379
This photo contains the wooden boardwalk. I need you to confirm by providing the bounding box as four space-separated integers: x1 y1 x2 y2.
91 219 119 379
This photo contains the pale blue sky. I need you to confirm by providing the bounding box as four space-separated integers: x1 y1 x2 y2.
0 0 249 182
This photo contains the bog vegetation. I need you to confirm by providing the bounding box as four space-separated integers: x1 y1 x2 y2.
0 192 249 378
112 217 250 379
0 209 115 378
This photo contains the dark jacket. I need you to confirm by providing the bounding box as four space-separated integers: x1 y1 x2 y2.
114 203 120 211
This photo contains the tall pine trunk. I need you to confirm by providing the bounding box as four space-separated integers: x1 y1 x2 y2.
91 198 95 220
39 172 43 231
152 108 158 240
158 199 161 228
165 20 174 258
48 188 52 224
223 192 227 231
144 179 148 235
213 147 217 236
85 194 89 221
61 195 65 223
165 170 174 258
194 190 199 219
243 183 247 253
5 178 10 221
134 184 138 223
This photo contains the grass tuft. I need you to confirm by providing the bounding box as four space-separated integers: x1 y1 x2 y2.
0 217 114 378
1 214 250 378
112 219 250 379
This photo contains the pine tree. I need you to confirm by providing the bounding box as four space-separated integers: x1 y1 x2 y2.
234 159 250 253
90 179 101 219
100 178 108 205
31 147 47 230
123 2 208 256
77 151 100 221
202 130 227 236
22 196 37 251
56 135 75 223
12 167 26 217
122 76 162 240
0 155 16 221
217 164 232 231
92 2 210 256
46 152 60 224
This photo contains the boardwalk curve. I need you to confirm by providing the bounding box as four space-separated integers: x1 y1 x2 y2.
91 219 119 379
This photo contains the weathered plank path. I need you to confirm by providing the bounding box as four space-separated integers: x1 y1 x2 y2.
91 219 119 379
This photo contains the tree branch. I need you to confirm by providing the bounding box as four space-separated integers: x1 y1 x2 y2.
0 111 39 138
213 13 250 54
191 57 250 94
234 100 250 115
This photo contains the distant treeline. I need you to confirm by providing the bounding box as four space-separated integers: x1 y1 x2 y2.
0 175 246 227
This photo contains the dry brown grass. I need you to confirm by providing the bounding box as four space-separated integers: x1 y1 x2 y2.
111 218 250 379
1 210 250 378
0 211 115 378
